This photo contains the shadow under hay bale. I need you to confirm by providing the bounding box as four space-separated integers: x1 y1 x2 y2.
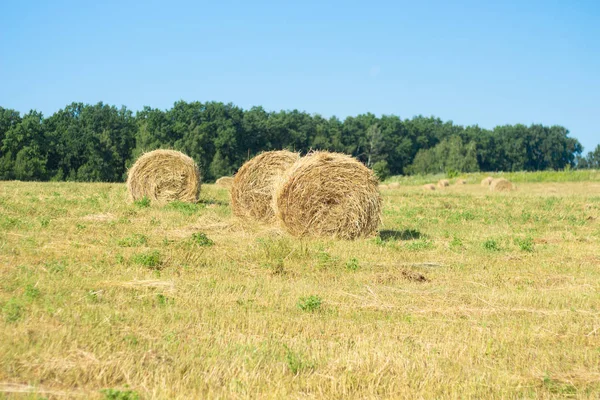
490 178 514 192
274 151 382 240
231 150 299 222
126 149 201 204
199 198 229 207
379 229 424 241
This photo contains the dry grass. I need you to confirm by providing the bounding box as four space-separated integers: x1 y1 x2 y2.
491 178 515 192
126 150 201 204
273 151 382 240
1 177 599 399
388 182 401 189
231 150 299 222
378 184 389 190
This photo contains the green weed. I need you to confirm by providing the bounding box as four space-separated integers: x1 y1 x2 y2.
514 236 534 252
316 251 339 268
346 257 360 271
284 346 315 375
134 197 150 208
118 234 148 247
2 298 23 322
542 375 577 395
297 295 322 312
483 239 501 251
166 201 203 215
406 239 433 251
190 232 214 247
24 284 41 300
156 294 174 306
101 388 140 400
450 236 463 249
131 250 161 269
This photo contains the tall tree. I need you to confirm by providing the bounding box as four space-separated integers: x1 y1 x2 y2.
578 145 600 169
1 110 47 180
0 100 586 181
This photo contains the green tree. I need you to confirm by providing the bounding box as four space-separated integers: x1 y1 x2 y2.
0 100 586 181
1 110 47 180
406 136 479 174
0 107 22 179
578 145 600 169
45 102 136 181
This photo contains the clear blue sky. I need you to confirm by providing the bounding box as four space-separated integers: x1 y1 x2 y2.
1 0 599 152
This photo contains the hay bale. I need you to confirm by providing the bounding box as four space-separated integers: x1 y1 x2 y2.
456 179 467 185
231 150 300 222
388 182 401 189
437 179 450 188
481 176 494 186
126 149 201 204
423 184 436 191
490 178 514 192
274 151 382 240
215 176 233 188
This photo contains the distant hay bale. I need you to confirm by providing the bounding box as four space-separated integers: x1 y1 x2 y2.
274 151 382 240
215 176 233 188
126 149 201 204
388 182 401 189
456 179 467 185
481 176 494 186
231 150 300 222
423 184 436 191
437 179 450 188
490 178 514 192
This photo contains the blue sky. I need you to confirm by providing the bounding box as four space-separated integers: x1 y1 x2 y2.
1 0 599 152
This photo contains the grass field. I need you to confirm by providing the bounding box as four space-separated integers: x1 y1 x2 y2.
1 177 600 399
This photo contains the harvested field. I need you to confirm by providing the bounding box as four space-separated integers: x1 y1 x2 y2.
1 176 599 398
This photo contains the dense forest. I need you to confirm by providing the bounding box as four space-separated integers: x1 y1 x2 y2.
0 101 596 182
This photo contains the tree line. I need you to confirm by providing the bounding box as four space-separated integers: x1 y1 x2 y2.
0 101 596 182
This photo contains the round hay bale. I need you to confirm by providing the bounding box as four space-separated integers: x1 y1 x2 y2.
437 179 450 188
388 182 401 189
378 184 389 190
456 179 467 185
481 176 494 186
126 149 201 204
231 150 300 222
490 178 514 192
215 176 234 188
274 151 382 240
423 184 436 191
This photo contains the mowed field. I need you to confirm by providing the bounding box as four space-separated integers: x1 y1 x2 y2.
1 178 600 399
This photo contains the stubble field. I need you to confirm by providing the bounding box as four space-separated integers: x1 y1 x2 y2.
1 177 599 399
